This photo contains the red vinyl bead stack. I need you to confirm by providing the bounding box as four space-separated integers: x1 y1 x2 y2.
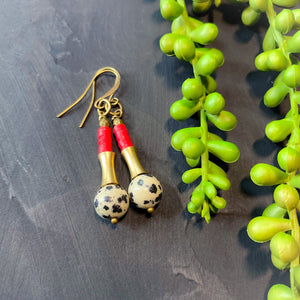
98 126 113 154
113 123 133 151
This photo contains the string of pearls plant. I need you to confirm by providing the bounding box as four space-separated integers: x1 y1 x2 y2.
160 0 240 223
237 0 300 298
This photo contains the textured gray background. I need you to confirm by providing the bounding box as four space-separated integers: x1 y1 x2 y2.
0 0 292 299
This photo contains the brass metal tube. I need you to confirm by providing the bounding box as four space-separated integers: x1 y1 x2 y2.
98 151 118 186
121 146 147 179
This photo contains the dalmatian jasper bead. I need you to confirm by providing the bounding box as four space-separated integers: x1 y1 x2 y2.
128 174 163 210
94 184 130 222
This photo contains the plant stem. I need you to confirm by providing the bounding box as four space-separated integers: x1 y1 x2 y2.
290 209 300 268
192 59 210 220
289 89 300 152
191 62 209 185
177 0 186 8
290 208 300 299
177 0 189 24
265 0 300 297
200 108 209 183
266 0 284 48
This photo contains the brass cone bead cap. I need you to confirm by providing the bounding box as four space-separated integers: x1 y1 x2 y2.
121 146 147 179
99 117 109 127
98 151 119 187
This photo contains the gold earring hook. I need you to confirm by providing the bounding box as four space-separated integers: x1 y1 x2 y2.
56 67 121 127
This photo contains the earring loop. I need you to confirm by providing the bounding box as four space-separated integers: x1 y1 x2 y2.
96 99 111 117
57 67 121 127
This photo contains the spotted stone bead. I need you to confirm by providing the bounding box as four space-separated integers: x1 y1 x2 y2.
94 184 129 221
128 174 163 210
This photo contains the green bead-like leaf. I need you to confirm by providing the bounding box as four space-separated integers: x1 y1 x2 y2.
255 51 269 71
270 232 299 263
195 53 218 76
160 0 184 21
256 49 289 72
160 33 183 56
273 70 286 86
250 163 288 186
171 15 185 32
264 83 289 108
201 75 217 93
283 64 300 88
208 161 227 177
207 173 231 190
265 119 294 142
209 48 224 67
189 23 218 45
211 196 226 209
170 98 201 121
206 110 237 131
290 174 300 189
249 0 267 12
262 203 287 218
203 181 217 200
182 137 205 159
263 27 276 51
266 49 289 72
292 9 300 30
247 216 292 243
186 157 200 167
191 191 205 207
286 30 300 53
267 284 292 300
204 92 225 115
207 132 223 142
277 146 300 172
182 78 204 100
192 0 213 14
272 0 299 8
207 140 240 163
271 254 290 270
174 37 196 61
171 127 202 151
182 168 202 184
187 201 199 213
187 16 204 30
274 184 299 211
241 6 261 26
275 9 295 34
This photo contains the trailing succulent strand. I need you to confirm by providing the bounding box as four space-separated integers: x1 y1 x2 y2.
160 0 240 223
237 0 300 298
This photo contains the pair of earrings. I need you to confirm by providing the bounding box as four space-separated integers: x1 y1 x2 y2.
57 67 163 224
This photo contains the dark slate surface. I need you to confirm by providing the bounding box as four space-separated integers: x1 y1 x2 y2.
0 0 293 299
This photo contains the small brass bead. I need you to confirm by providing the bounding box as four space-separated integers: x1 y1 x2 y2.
113 117 123 126
147 207 155 214
111 218 118 224
99 117 109 127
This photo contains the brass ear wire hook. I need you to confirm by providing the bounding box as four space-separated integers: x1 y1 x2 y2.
57 67 121 127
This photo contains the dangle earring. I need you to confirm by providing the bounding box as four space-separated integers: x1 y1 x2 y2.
57 67 163 221
110 100 163 214
57 67 130 224
93 103 130 224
